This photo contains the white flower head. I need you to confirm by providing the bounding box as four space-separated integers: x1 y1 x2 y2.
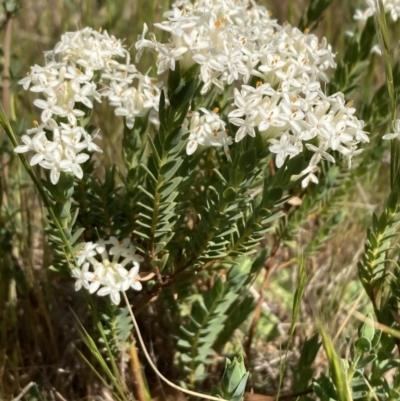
71 237 144 305
17 27 163 183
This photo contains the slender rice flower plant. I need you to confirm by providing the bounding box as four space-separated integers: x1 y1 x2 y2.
5 0 390 398
11 0 370 298
10 0 371 315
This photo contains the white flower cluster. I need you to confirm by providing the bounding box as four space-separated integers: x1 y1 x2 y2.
17 27 161 184
140 0 367 185
354 0 400 21
72 236 144 305
137 0 335 94
228 85 368 187
103 71 162 130
184 108 232 157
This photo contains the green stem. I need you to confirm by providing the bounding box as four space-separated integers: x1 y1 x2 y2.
347 351 362 382
190 198 229 263
149 151 169 257
188 290 223 388
373 0 398 188
0 111 78 267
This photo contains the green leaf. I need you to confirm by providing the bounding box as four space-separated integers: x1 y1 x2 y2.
164 125 183 150
180 353 193 363
160 177 182 198
146 134 162 165
231 372 249 401
359 17 376 60
223 187 237 202
177 339 192 349
70 228 85 247
168 64 198 108
358 314 375 342
299 0 333 30
354 338 371 353
318 323 352 401
160 158 184 182
159 90 168 131
266 187 283 203
387 186 400 213
356 353 377 369
167 66 181 104
299 333 321 368
221 355 248 397
140 164 158 183
238 148 257 175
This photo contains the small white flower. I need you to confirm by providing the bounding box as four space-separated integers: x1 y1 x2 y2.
64 65 93 83
75 242 97 266
88 264 106 294
117 264 143 292
82 131 103 153
306 142 335 165
72 262 91 290
61 99 85 126
29 132 58 166
71 81 96 108
108 236 131 259
39 148 66 185
301 165 319 188
328 120 353 151
355 0 400 22
156 43 188 74
14 135 35 154
230 115 257 142
34 97 64 122
135 23 156 62
62 147 90 180
97 273 122 305
338 144 363 168
269 132 300 168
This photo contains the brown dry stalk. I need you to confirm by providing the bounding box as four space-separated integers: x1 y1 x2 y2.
1 13 13 236
133 258 220 314
244 260 275 360
2 13 12 118
129 335 148 401
334 290 365 342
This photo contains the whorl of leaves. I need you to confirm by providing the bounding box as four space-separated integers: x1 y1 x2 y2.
358 186 400 303
98 306 133 359
74 163 128 240
177 259 258 386
174 144 306 271
42 172 81 273
131 66 198 263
